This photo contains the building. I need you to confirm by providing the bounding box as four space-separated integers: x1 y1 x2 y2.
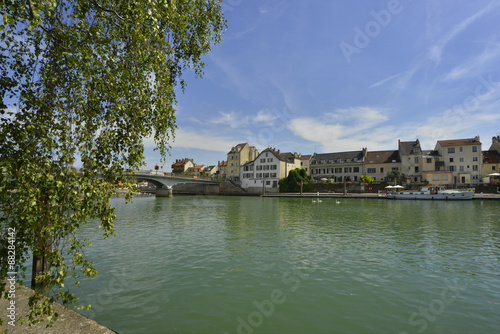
482 136 500 177
419 150 453 185
398 139 423 182
434 136 482 185
205 165 219 175
299 155 312 176
310 149 367 182
217 161 227 179
365 150 401 182
227 143 259 181
186 165 206 176
171 158 195 174
240 148 302 193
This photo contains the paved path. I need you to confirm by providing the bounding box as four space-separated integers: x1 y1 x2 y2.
263 192 500 200
1 283 117 334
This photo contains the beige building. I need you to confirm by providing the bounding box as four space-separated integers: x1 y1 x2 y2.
218 161 228 178
227 143 259 181
299 154 312 176
482 136 500 176
434 136 482 185
365 150 401 182
310 149 367 182
419 151 453 185
171 158 195 174
398 139 423 182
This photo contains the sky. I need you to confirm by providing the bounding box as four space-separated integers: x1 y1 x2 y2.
144 0 500 171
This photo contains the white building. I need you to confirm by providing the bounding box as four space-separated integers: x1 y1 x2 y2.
240 148 302 193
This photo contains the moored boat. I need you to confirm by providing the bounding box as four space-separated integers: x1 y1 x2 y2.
387 186 474 200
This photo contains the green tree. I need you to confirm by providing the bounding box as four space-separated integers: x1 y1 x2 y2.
360 175 374 184
387 170 402 185
0 0 225 327
279 168 310 193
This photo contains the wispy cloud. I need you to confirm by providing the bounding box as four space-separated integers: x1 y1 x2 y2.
427 2 497 65
288 107 395 152
442 41 500 81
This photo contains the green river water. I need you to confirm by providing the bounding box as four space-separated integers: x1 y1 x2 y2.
68 196 499 334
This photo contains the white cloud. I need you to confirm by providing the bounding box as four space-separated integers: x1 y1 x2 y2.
441 42 500 81
288 107 395 152
144 129 234 153
427 3 496 65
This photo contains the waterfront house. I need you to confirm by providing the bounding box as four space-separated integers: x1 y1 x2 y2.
186 165 206 176
217 161 228 179
365 150 401 182
205 165 219 175
240 148 302 193
434 136 482 185
227 143 259 182
398 139 423 182
310 149 367 182
482 136 500 177
299 154 312 176
171 158 195 174
419 150 453 185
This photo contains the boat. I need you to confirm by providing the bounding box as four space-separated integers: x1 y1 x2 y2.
387 186 474 200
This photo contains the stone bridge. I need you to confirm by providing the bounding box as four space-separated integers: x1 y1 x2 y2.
131 173 220 197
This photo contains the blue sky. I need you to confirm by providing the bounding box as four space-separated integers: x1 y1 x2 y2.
145 0 500 171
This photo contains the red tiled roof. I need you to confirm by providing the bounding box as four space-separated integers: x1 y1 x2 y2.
437 138 481 147
483 150 500 164
171 158 193 168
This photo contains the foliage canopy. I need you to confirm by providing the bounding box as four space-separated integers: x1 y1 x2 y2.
0 0 225 326
279 168 311 193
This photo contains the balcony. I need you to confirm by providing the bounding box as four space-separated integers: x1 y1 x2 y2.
435 161 445 166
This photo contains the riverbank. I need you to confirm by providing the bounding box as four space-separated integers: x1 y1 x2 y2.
263 192 500 200
0 283 117 334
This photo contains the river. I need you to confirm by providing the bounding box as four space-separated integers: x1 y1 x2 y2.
68 196 500 333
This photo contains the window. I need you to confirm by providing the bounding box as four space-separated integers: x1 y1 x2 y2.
433 174 439 181
472 146 478 152
459 166 464 172
473 157 478 162
367 168 376 173
473 165 478 171
449 158 454 163
260 159 265 163
459 147 463 152
265 153 268 157
443 175 448 181
459 157 464 162
427 158 432 163
267 158 273 162
415 157 419 163
354 167 360 173
391 167 399 171
448 148 455 154
415 167 419 172
493 166 497 171
449 166 455 172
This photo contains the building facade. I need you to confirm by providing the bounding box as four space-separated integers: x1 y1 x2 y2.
365 150 401 182
240 148 301 193
227 143 259 181
171 158 195 174
398 139 423 182
434 136 482 185
482 136 500 176
310 149 367 182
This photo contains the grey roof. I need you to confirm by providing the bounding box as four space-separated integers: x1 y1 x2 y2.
398 139 421 156
312 150 365 164
421 150 441 157
366 150 400 163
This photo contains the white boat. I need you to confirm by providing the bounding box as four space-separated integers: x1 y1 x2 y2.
387 186 474 200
